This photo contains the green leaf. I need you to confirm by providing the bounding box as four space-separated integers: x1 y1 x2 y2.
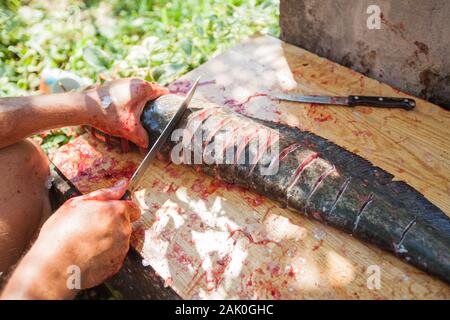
82 46 111 69
179 38 192 56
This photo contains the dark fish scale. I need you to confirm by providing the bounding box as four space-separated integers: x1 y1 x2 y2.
142 94 450 283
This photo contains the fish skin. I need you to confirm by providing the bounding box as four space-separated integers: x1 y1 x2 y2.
142 94 450 283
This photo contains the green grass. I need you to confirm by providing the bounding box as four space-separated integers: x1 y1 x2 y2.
1 0 279 96
0 0 279 152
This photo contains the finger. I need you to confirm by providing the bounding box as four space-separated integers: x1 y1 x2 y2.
143 81 170 101
129 124 149 148
124 200 141 222
111 200 141 223
120 138 130 153
82 178 129 201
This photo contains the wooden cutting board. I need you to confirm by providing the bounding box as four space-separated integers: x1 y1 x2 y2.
50 35 450 299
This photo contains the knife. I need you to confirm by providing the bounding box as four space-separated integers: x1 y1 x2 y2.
121 78 200 200
271 93 416 110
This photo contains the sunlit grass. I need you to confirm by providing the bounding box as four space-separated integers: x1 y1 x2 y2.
0 0 279 152
1 0 279 95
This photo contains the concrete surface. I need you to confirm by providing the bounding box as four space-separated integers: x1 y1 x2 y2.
280 0 450 109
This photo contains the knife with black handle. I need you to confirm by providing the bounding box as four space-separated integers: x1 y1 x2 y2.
271 93 416 111
347 95 416 110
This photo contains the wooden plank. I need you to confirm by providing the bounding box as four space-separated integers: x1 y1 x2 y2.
50 35 450 299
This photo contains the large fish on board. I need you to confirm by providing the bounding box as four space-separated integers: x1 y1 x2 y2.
141 94 450 283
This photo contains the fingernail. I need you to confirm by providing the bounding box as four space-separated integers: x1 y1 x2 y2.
112 178 128 189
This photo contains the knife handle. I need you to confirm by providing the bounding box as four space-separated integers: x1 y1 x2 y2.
348 96 416 110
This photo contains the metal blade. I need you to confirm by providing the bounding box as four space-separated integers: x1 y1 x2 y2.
127 78 200 192
271 93 349 106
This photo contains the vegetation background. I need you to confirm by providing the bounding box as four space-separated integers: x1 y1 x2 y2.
0 0 279 151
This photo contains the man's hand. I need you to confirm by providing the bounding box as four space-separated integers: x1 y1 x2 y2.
86 78 169 148
0 179 141 300
0 77 168 149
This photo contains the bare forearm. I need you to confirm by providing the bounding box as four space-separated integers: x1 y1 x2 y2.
0 92 95 148
0 241 78 300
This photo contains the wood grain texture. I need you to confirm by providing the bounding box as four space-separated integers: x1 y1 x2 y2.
50 35 449 299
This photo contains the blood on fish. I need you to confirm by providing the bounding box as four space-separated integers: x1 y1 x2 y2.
248 129 280 175
234 127 260 164
203 117 233 146
353 193 374 233
286 153 319 195
215 126 242 162
312 211 324 221
306 165 336 204
184 108 220 149
329 177 351 213
278 143 301 162
267 143 301 172
187 107 219 123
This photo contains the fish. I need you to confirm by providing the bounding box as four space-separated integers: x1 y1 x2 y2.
141 93 450 283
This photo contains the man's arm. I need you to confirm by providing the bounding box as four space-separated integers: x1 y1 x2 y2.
0 78 169 149
0 91 90 149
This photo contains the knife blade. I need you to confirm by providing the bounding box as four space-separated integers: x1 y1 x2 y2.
271 93 416 110
121 78 200 200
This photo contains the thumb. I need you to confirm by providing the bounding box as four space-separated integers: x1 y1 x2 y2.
130 124 150 149
144 82 170 101
82 178 129 201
